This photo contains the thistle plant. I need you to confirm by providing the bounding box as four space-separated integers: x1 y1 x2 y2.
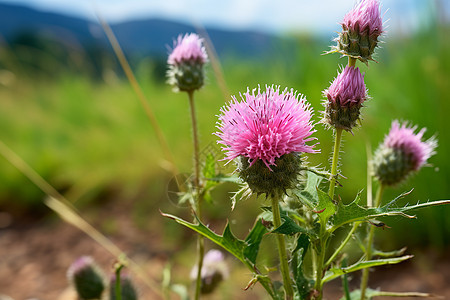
67 256 106 300
167 32 209 300
162 0 449 299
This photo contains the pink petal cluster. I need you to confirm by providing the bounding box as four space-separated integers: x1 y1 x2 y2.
326 66 367 107
383 121 437 171
342 0 383 35
216 85 317 169
168 33 208 65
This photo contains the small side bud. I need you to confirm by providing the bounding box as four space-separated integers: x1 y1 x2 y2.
190 250 229 294
67 256 105 300
372 121 437 186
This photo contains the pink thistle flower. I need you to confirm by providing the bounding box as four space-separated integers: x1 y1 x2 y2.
217 85 317 169
168 33 208 66
167 33 208 92
342 0 383 36
373 120 437 185
190 250 229 294
323 66 368 131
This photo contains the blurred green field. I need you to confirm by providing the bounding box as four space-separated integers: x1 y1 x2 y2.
0 22 449 252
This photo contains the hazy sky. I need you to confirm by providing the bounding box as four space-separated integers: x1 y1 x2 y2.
1 0 448 34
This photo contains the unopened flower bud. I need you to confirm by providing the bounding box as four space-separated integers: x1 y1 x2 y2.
190 250 229 294
216 85 318 196
109 273 138 300
167 33 208 92
330 0 383 64
323 66 368 132
372 121 437 186
67 256 105 300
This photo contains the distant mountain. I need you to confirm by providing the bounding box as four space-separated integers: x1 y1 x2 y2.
0 2 288 59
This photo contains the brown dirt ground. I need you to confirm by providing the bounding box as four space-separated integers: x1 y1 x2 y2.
0 203 449 300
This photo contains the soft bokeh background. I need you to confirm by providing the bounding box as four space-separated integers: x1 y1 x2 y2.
0 0 449 299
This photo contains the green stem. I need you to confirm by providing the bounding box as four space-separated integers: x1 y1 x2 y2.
360 184 384 300
271 194 294 300
187 91 204 300
313 241 326 300
115 264 124 300
348 57 357 67
328 128 343 200
324 222 360 268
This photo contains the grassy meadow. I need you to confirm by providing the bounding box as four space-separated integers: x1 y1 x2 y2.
0 19 449 260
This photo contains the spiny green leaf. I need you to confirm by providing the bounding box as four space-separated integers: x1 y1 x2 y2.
322 255 413 284
244 219 268 265
161 212 268 269
272 215 309 235
372 247 407 258
332 197 450 232
316 188 336 224
292 234 311 300
293 171 323 209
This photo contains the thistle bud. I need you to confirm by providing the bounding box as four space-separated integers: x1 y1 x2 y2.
67 256 105 300
167 33 208 92
216 85 318 196
190 250 229 294
372 121 437 186
330 0 383 64
323 66 368 132
109 273 138 300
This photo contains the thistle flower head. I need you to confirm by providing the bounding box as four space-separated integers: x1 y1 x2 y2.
323 66 368 131
373 120 437 186
67 256 105 300
330 0 383 64
167 33 208 92
168 33 208 65
190 250 229 294
216 85 318 195
342 0 383 35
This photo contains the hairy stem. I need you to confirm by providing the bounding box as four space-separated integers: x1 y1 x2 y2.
328 128 343 200
187 91 205 300
271 195 294 300
360 184 384 300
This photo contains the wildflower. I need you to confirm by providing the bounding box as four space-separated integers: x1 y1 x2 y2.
372 121 437 186
190 249 229 294
167 33 208 92
110 273 138 300
67 256 105 300
330 0 383 64
323 66 368 131
216 85 318 195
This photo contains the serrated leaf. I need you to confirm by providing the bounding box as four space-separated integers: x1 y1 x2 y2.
316 188 336 224
161 212 268 270
271 215 309 235
322 255 413 284
332 197 450 232
244 219 268 264
293 171 323 209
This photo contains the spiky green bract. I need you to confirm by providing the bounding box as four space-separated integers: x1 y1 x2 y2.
237 152 303 196
67 256 105 300
167 60 205 92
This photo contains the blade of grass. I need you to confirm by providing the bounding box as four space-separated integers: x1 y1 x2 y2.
195 23 230 100
97 12 178 176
